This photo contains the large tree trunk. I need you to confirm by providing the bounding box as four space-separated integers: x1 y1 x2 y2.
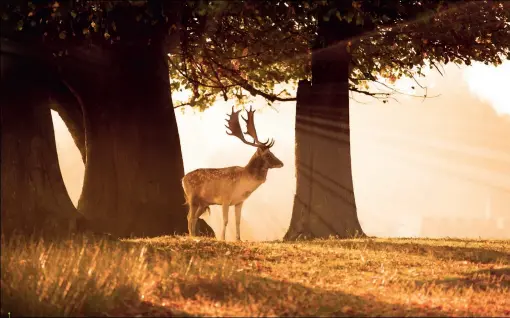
60 44 213 238
0 50 85 238
284 15 366 240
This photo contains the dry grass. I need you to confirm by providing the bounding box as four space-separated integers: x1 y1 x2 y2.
1 234 509 317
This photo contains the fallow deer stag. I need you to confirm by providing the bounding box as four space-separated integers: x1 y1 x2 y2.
182 106 284 241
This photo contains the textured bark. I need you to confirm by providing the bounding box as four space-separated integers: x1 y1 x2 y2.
0 52 86 238
284 16 366 240
60 44 213 238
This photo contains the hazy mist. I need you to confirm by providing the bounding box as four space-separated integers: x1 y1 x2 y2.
52 61 510 241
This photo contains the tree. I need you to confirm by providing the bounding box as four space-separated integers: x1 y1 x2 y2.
0 40 89 238
1 0 508 238
150 0 510 239
0 0 307 238
162 0 510 239
284 0 510 239
1 1 214 237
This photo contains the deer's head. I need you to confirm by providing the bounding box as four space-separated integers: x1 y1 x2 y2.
225 106 284 170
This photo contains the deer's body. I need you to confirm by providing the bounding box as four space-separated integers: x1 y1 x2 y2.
183 106 283 241
182 165 265 207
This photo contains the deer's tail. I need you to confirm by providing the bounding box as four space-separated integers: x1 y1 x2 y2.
183 192 191 206
182 178 189 206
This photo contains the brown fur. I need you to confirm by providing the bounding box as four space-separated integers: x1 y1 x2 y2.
182 147 283 240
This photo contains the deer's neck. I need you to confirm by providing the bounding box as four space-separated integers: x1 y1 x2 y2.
245 153 268 182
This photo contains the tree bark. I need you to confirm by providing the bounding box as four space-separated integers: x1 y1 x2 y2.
0 51 85 238
59 44 213 238
284 15 366 240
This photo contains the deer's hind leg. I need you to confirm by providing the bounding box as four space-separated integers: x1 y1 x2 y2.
187 198 200 237
192 205 208 236
188 199 209 237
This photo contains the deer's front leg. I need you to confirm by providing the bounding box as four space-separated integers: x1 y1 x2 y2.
221 204 229 241
234 202 243 241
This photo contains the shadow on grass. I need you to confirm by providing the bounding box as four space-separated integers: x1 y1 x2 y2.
175 272 459 317
280 239 510 264
0 234 183 317
417 267 510 292
3 269 455 317
73 237 457 316
5 234 504 316
119 238 459 316
1 274 177 317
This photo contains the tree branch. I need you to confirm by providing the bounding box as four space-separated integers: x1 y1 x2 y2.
205 55 297 102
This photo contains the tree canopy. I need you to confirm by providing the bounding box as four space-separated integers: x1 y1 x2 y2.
2 0 509 109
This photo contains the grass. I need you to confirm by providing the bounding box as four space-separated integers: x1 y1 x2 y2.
1 234 509 317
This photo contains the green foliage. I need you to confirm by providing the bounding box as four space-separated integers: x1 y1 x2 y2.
168 1 313 109
1 1 509 109
348 1 510 95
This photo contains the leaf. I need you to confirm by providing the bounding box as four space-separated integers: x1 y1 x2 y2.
6 0 502 110
355 14 363 26
335 11 343 21
346 11 354 23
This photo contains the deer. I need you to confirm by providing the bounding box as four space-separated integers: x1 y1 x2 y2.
182 106 284 241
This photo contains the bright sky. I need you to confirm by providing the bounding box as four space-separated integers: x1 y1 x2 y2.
464 61 510 116
52 60 510 241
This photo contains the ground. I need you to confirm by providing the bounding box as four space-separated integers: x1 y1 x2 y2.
1 235 509 317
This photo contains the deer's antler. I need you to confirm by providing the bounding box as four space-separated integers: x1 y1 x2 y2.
225 106 257 147
242 106 274 148
225 106 274 148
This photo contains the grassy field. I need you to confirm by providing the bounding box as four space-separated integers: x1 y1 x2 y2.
1 234 509 317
